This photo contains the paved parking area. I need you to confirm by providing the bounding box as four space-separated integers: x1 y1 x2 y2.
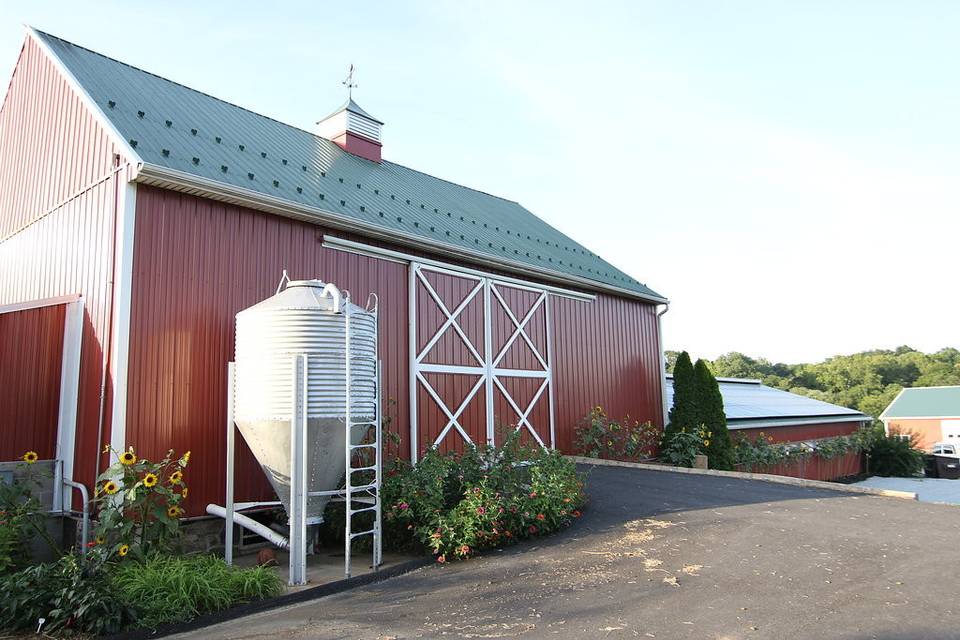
175 464 960 639
853 475 960 505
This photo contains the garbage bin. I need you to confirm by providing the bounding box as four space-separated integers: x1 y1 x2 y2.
924 454 940 478
935 455 960 480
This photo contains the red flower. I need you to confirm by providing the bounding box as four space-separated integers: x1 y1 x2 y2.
437 554 446 564
528 525 538 535
504 530 513 538
458 544 470 556
536 513 546 521
476 506 486 515
529 491 537 498
571 510 582 518
398 502 409 511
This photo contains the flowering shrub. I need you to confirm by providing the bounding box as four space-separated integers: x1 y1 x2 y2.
732 429 874 472
382 432 585 562
574 407 660 461
93 447 190 560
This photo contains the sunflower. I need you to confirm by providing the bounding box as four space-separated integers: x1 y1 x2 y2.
118 544 129 557
119 450 137 466
167 505 181 518
22 451 39 464
181 487 189 499
102 480 119 495
95 535 105 545
142 473 158 488
180 450 191 465
169 470 183 485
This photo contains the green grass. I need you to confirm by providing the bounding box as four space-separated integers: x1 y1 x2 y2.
111 554 285 628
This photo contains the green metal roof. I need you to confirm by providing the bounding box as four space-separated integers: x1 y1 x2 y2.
35 30 664 301
881 387 960 419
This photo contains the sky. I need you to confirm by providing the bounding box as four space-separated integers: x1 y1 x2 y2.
1 1 957 364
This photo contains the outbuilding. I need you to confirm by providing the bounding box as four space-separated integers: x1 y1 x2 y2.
880 386 960 451
0 29 668 517
666 375 871 480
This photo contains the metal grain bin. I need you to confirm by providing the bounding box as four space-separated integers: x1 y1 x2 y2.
234 279 377 523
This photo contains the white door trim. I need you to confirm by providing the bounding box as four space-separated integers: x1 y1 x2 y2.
410 263 555 461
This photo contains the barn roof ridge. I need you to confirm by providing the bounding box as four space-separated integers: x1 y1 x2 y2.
30 28 664 301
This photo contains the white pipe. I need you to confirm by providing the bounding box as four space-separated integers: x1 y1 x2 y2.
657 303 671 429
63 480 90 550
206 504 289 550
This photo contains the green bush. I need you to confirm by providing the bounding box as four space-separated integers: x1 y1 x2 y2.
574 407 660 461
659 428 703 468
111 554 284 628
868 432 924 477
381 432 585 562
693 359 735 470
0 554 135 635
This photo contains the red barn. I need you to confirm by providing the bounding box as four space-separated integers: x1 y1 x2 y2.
0 29 668 516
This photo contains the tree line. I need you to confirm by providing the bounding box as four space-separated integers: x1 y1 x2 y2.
665 347 960 418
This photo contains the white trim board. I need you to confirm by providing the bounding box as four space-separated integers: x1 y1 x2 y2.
107 181 137 458
54 298 84 512
323 236 595 303
0 294 81 315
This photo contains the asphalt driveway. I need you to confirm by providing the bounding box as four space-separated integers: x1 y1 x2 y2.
176 464 960 639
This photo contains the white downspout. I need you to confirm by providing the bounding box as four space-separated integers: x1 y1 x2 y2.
656 303 670 428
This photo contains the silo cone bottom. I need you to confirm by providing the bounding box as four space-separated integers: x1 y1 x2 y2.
235 417 372 523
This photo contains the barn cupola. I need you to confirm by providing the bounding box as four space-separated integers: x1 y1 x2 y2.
316 98 383 163
316 66 383 163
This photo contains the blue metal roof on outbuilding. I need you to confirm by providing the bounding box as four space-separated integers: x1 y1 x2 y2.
35 30 664 301
666 376 869 429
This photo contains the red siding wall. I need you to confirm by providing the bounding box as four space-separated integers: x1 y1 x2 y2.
127 187 411 512
0 36 123 490
129 186 664 515
733 420 867 481
0 304 65 460
0 36 120 240
551 294 663 452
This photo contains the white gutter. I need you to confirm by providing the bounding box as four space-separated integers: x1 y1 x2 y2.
727 415 871 430
132 162 669 306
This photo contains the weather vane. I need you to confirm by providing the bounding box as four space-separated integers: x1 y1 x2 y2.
342 64 357 99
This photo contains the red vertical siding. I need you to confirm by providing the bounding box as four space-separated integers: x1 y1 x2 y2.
0 36 123 492
550 293 663 452
0 36 119 240
127 186 410 514
129 187 666 515
0 304 65 460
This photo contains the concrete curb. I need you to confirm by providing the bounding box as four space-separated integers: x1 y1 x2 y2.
568 456 919 501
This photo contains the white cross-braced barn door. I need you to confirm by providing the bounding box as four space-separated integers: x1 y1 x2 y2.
409 262 554 461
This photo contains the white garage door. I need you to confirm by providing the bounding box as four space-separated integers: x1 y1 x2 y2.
941 420 960 442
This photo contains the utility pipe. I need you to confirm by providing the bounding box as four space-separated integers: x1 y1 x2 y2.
62 480 90 551
656 303 671 429
206 504 289 550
